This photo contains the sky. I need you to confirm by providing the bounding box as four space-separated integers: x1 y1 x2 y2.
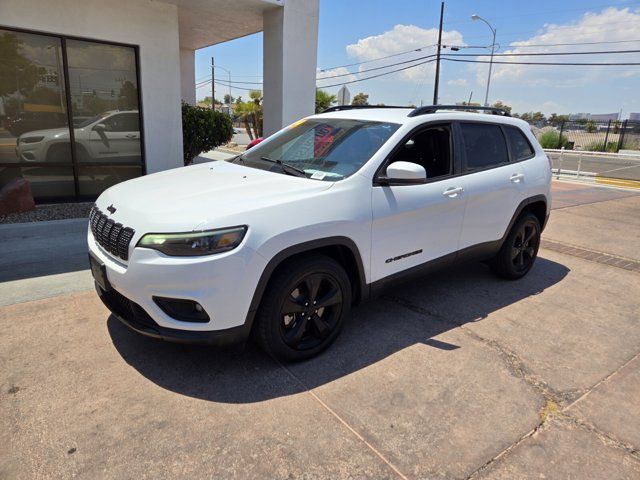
195 0 640 117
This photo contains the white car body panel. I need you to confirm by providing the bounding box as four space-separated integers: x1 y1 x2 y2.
87 108 551 337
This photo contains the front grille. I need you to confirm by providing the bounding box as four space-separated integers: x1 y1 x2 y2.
89 206 135 261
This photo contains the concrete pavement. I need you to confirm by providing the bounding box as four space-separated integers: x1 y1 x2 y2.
1 181 639 479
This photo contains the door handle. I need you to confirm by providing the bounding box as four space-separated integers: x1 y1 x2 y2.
510 173 525 183
125 134 138 139
443 186 463 197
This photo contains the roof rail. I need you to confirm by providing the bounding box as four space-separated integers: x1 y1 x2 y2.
408 105 511 117
322 105 412 113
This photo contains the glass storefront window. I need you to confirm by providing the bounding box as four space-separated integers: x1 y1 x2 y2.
0 28 144 202
66 40 142 165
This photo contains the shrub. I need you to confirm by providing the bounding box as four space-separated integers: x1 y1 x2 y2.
181 102 234 165
538 130 570 149
584 140 635 153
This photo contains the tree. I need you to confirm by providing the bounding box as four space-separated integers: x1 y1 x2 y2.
233 90 263 139
0 32 44 98
118 81 138 110
181 102 233 165
548 113 569 126
491 100 512 115
223 94 235 105
315 89 336 113
586 120 596 133
351 92 369 106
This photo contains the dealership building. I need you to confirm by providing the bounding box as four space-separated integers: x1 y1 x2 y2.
0 0 319 203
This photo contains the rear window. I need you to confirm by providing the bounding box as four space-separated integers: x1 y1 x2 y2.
504 126 534 161
460 123 509 170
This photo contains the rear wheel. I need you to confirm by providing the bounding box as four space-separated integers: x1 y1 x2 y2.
490 213 541 280
254 254 351 361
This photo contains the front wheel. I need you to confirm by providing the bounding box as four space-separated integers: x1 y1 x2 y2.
254 254 352 361
490 213 541 280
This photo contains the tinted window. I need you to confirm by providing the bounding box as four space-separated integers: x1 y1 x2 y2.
504 126 534 160
389 126 451 179
460 123 509 170
104 113 139 132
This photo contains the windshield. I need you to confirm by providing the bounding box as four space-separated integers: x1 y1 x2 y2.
234 118 400 181
77 113 109 128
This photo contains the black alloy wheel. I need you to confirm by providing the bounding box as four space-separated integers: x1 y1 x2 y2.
255 254 352 361
491 212 541 280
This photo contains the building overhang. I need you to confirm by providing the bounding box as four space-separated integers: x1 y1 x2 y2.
160 0 283 50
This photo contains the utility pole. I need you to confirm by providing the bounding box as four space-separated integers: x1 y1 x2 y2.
432 1 445 105
211 56 215 110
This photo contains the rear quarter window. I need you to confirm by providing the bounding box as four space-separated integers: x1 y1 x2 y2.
460 123 509 170
504 126 535 161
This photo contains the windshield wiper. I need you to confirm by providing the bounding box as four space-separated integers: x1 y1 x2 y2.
260 156 307 178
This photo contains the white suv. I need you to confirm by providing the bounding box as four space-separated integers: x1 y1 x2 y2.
88 105 551 361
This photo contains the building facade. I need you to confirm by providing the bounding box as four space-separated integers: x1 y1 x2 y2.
0 0 319 203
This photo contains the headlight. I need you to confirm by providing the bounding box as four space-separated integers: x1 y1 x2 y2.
20 136 44 144
137 226 247 257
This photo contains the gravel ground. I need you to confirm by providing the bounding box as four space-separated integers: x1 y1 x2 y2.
0 202 93 224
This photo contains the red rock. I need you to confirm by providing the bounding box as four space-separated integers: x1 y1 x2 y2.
0 177 36 216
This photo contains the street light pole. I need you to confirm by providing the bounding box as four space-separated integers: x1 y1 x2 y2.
213 65 233 114
432 1 445 105
471 14 496 107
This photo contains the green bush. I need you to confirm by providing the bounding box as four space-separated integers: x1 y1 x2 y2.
538 130 570 149
181 102 234 165
584 140 634 153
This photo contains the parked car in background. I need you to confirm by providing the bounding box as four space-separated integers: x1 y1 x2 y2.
15 110 141 163
8 111 68 137
88 105 551 361
246 137 263 150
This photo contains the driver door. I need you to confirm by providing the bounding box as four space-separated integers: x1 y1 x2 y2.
88 112 141 162
370 124 466 282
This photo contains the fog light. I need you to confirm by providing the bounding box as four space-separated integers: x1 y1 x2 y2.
153 297 210 323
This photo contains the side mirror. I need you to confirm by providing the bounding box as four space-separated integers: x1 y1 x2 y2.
93 123 107 132
378 161 427 186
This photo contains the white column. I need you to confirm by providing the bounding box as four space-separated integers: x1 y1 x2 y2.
180 48 196 104
263 0 319 136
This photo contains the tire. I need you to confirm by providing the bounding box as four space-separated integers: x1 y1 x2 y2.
254 254 352 361
45 143 71 162
490 212 541 280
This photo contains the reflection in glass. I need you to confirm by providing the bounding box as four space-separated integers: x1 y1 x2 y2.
66 40 141 164
0 166 74 199
0 29 72 164
78 166 142 196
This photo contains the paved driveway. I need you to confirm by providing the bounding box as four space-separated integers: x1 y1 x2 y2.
1 181 639 479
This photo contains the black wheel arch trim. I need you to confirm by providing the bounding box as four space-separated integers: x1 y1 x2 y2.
244 236 368 334
500 194 549 245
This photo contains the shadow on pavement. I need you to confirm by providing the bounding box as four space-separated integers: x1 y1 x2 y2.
108 256 569 404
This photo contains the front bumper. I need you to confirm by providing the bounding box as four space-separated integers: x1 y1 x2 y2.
88 227 267 338
96 282 251 345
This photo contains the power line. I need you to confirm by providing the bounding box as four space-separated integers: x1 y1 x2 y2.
318 44 438 71
506 39 640 48
447 49 640 57
317 58 438 88
443 57 640 66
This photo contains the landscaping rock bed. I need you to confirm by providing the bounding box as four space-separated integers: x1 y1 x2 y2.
0 202 93 224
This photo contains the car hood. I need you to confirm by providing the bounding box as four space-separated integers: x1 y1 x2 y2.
96 160 334 232
18 127 71 140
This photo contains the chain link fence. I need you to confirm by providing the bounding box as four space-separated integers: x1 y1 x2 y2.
527 119 640 153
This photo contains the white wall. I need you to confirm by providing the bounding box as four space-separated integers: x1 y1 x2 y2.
180 48 196 104
263 0 319 136
0 0 184 173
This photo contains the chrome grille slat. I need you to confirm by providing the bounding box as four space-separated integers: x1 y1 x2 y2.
90 206 135 261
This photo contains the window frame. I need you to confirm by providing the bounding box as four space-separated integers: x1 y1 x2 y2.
373 122 459 187
0 24 146 202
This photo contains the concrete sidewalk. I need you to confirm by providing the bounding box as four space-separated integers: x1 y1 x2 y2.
1 181 639 479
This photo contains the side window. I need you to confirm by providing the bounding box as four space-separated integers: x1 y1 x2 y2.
460 123 509 170
103 113 139 132
504 126 534 161
388 126 452 179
